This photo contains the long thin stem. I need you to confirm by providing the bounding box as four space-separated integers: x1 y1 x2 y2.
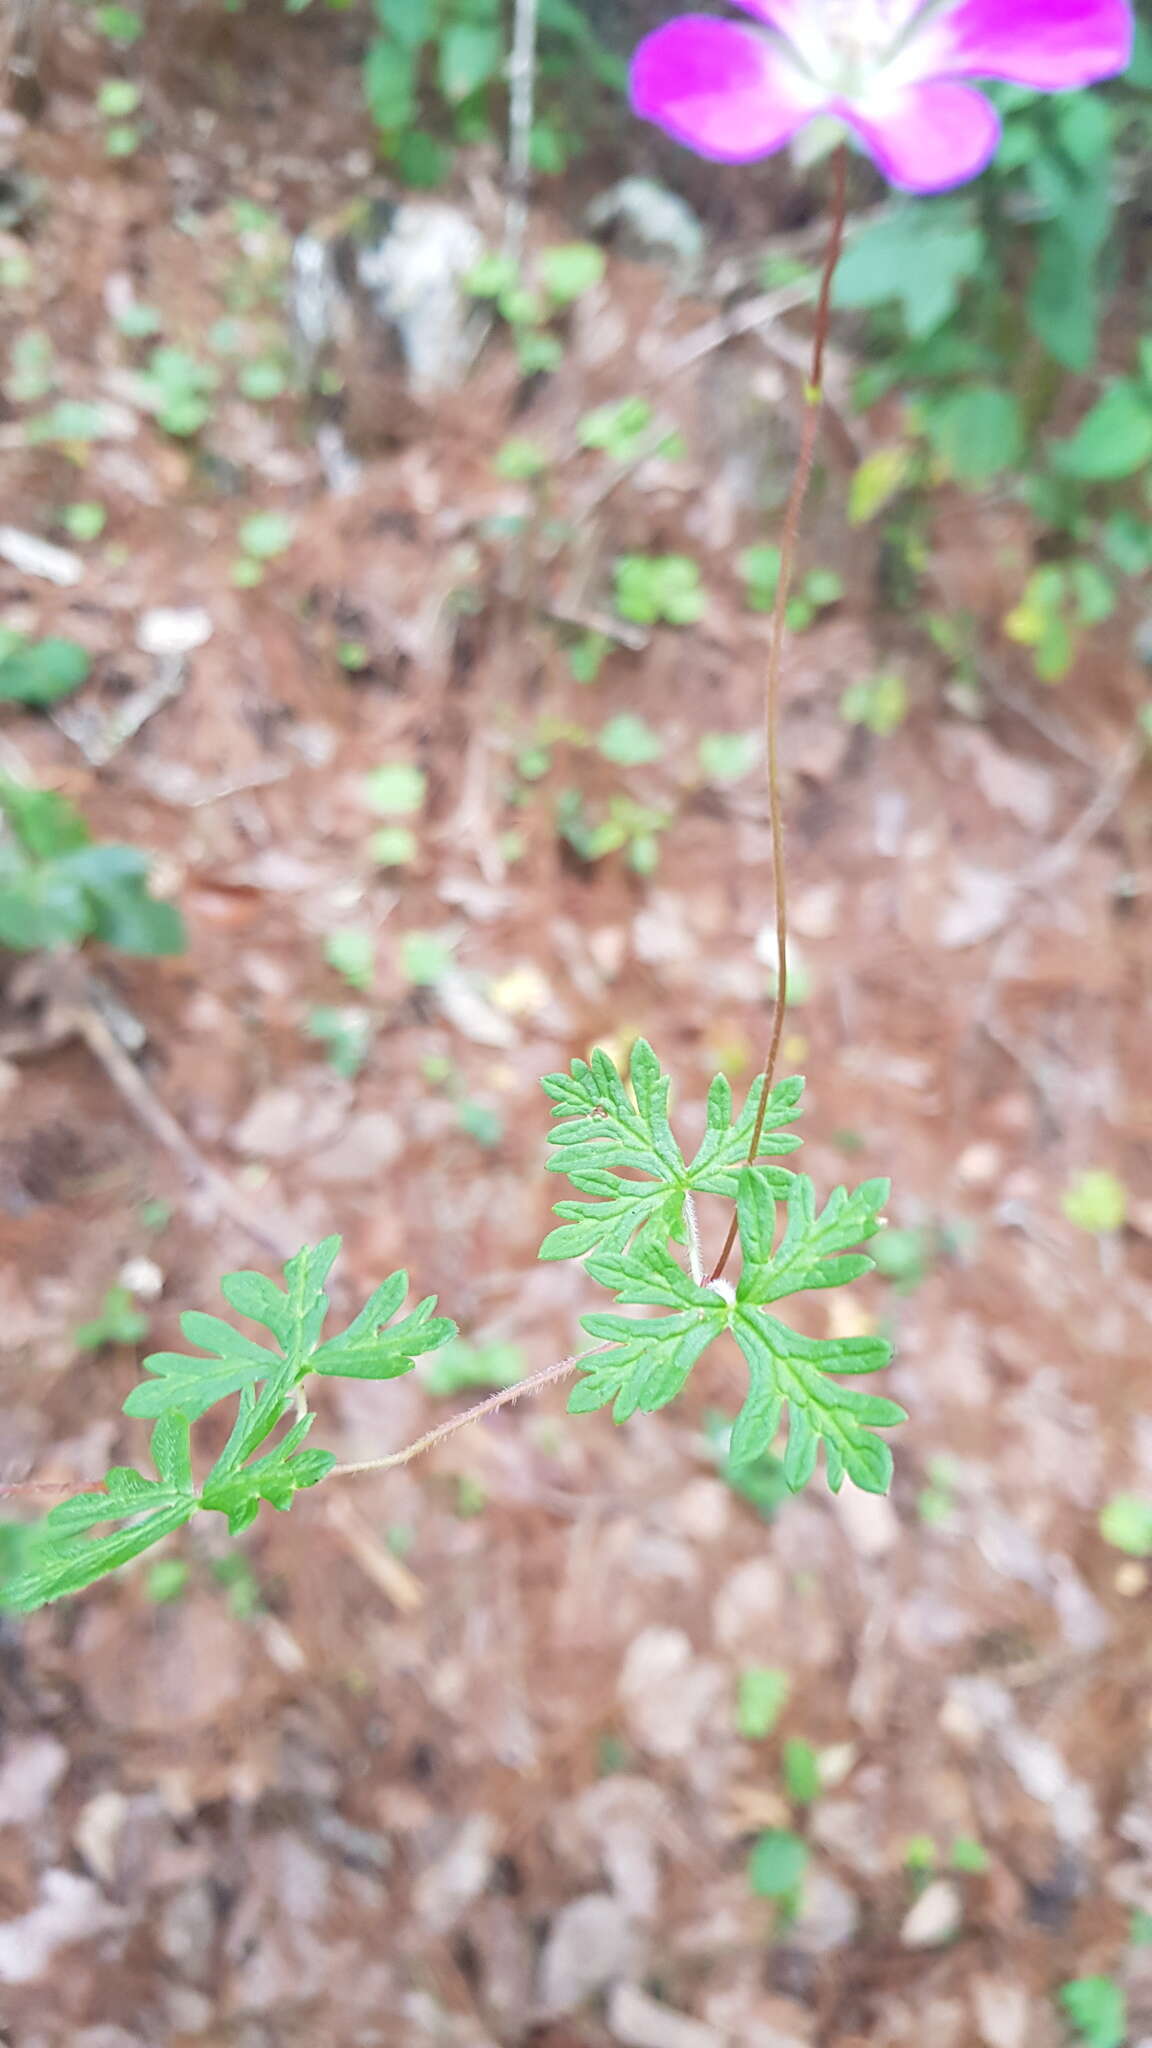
328 1343 606 1481
503 0 539 264
710 146 849 1285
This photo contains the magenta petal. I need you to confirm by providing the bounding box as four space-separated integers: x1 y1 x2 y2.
929 0 1133 90
841 78 1001 193
630 17 822 165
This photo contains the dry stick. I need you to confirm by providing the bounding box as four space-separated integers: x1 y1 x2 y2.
709 147 849 1285
503 0 539 265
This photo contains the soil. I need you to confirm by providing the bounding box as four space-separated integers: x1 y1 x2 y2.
2 7 1152 2047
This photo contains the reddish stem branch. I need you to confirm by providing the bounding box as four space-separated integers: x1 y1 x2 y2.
709 146 849 1286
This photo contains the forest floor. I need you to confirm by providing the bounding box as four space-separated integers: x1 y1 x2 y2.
2 7 1152 2047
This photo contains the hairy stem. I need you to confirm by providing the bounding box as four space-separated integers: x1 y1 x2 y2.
328 1343 608 1481
709 146 848 1285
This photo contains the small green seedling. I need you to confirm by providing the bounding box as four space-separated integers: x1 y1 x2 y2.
365 763 427 816
598 713 664 767
615 553 705 628
96 77 145 156
556 790 670 876
1062 1170 1127 1234
0 631 90 708
467 242 605 376
400 930 454 987
840 672 908 737
306 1006 374 1079
60 502 108 543
138 346 220 437
783 1737 821 1806
748 1829 808 1910
698 731 758 785
324 928 375 993
741 546 843 630
737 1666 790 1740
0 778 184 957
232 512 295 588
1099 1494 1152 1557
495 437 550 481
75 1286 150 1354
1057 1976 1126 2048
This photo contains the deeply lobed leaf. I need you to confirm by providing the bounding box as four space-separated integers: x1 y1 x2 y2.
540 1042 802 1264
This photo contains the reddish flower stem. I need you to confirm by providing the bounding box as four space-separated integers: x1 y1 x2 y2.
708 145 849 1286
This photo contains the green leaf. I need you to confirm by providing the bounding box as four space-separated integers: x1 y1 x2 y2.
372 0 431 50
783 1736 820 1805
310 1285 456 1379
1054 380 1152 481
1062 1169 1127 1234
538 241 605 306
920 384 1024 484
748 1829 808 1900
598 713 664 767
1099 1494 1152 1557
423 1337 524 1396
698 731 758 785
0 635 90 706
74 1285 149 1353
0 777 90 859
540 1047 801 1264
615 553 704 627
568 1308 720 1421
125 1237 341 1419
731 1307 900 1494
437 20 503 103
238 511 294 560
737 1167 889 1305
1057 1976 1126 2048
1 1419 197 1613
832 200 985 338
684 1072 803 1202
363 36 416 130
737 1666 789 1739
540 1038 688 1260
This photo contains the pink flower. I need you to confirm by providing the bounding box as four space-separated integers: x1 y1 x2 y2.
631 0 1134 192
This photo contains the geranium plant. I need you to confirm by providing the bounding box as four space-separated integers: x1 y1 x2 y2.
0 0 1134 1611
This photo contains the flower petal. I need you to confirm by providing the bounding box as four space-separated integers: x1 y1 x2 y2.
840 77 1001 192
630 17 823 164
920 0 1133 91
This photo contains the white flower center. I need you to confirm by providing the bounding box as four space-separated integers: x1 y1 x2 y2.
781 0 938 96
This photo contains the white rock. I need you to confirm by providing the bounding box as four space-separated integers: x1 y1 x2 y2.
119 1255 164 1301
973 1976 1030 2048
311 1111 404 1184
608 1981 723 2048
0 1869 122 1984
354 202 485 394
618 1628 724 1759
900 1878 963 1949
832 1482 899 1560
0 525 84 586
585 178 705 283
537 1892 641 2015
936 867 1014 949
435 969 516 1048
74 1788 129 1884
791 1865 860 1953
712 1558 784 1652
413 1814 497 1934
231 1086 347 1159
0 1734 67 1825
136 606 213 656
